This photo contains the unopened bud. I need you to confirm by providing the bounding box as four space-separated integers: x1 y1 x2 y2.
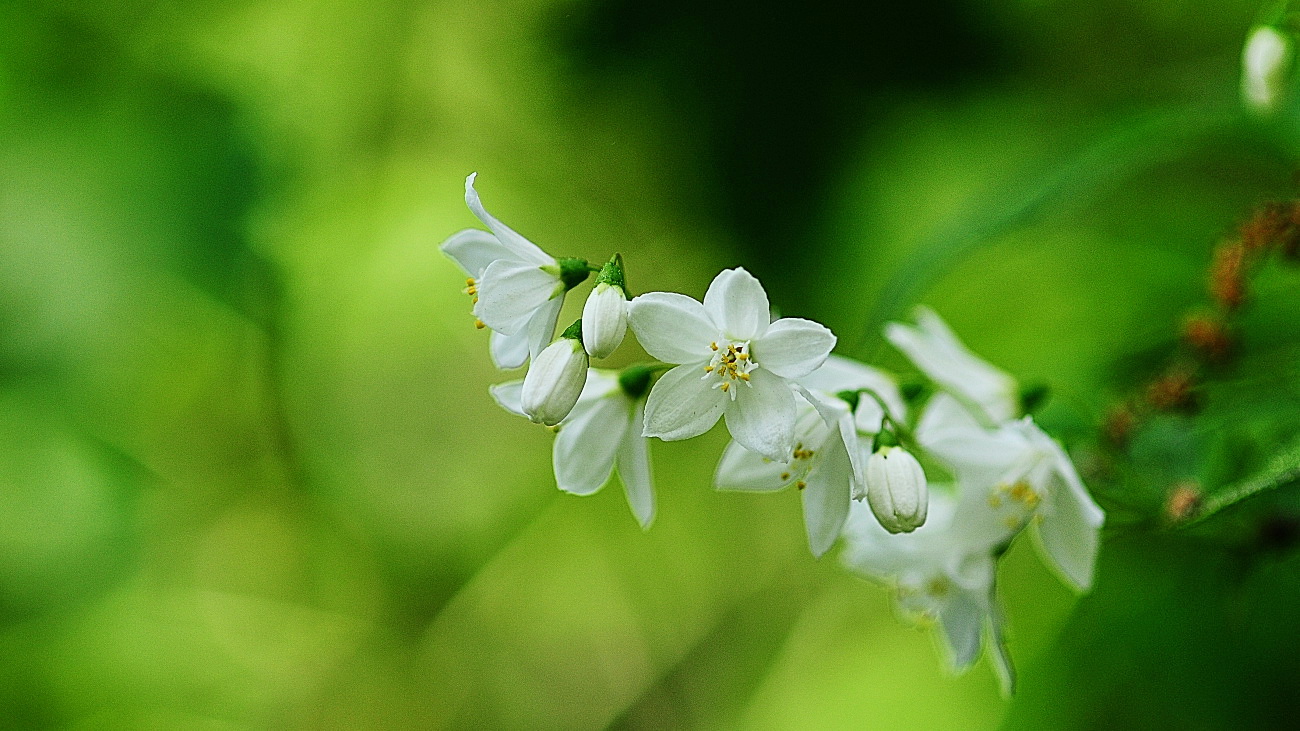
1243 25 1293 115
864 446 928 533
582 283 628 358
521 322 589 426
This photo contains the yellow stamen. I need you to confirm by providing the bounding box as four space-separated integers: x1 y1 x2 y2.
780 472 791 481
720 382 730 392
710 342 719 351
737 352 749 360
738 372 750 381
704 365 714 373
474 319 486 330
795 480 807 491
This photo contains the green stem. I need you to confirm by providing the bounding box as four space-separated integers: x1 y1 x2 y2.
1182 437 1300 526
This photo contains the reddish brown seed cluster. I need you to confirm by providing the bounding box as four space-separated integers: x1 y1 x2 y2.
1146 367 1197 412
1209 240 1248 311
1102 402 1138 447
1182 312 1232 362
1238 200 1300 255
1164 481 1204 524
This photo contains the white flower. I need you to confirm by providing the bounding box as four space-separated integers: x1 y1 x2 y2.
521 330 589 426
865 446 928 534
492 370 655 528
582 283 628 359
714 391 858 557
885 307 1019 425
841 490 1015 693
627 267 836 461
440 173 569 369
917 393 1106 591
1243 25 1293 114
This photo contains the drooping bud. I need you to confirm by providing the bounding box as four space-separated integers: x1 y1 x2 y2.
581 254 629 359
1242 25 1293 115
864 446 928 534
521 320 589 426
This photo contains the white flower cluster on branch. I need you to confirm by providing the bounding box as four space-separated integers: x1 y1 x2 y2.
440 173 1105 690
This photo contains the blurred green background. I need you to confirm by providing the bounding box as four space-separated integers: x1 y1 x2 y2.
3 0 1300 728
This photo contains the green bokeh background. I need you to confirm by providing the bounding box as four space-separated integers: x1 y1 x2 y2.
3 0 1300 728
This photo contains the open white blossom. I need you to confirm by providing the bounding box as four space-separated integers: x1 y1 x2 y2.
714 393 857 557
441 173 567 369
627 267 836 462
1243 25 1293 114
885 307 1019 425
841 489 1014 693
917 393 1105 591
492 370 655 528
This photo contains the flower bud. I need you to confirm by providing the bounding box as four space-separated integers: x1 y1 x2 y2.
582 283 628 359
1243 25 1293 114
864 446 928 534
521 323 589 426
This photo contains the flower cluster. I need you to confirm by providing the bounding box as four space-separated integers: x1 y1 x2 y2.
440 174 1104 688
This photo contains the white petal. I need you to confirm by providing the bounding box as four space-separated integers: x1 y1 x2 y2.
987 606 1016 696
488 380 526 417
724 369 795 462
801 433 853 557
714 440 792 492
441 228 512 278
554 394 629 495
918 394 1030 485
626 292 718 364
703 267 770 341
525 296 564 364
886 307 1019 424
1034 447 1105 591
798 355 907 433
463 173 553 266
617 401 655 529
489 329 530 370
641 363 729 441
476 260 562 335
938 590 986 671
795 386 865 487
750 318 836 379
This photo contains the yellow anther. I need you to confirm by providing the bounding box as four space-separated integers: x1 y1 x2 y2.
720 382 730 392
988 495 1002 508
710 342 719 351
737 352 749 360
795 480 807 490
1004 516 1022 530
704 365 714 373
926 578 949 597
738 372 750 381
474 319 486 330
466 285 477 295
780 472 791 481
466 277 476 286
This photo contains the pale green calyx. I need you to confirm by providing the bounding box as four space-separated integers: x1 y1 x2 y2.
521 335 589 426
864 446 929 533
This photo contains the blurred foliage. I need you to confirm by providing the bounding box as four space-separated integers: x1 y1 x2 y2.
3 0 1300 728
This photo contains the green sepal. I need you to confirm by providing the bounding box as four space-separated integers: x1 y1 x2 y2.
556 257 593 291
618 364 655 399
836 389 862 412
595 253 627 293
560 318 583 342
1020 383 1050 416
872 428 901 452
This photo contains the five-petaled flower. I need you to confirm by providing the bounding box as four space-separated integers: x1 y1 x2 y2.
627 267 836 462
441 173 572 369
